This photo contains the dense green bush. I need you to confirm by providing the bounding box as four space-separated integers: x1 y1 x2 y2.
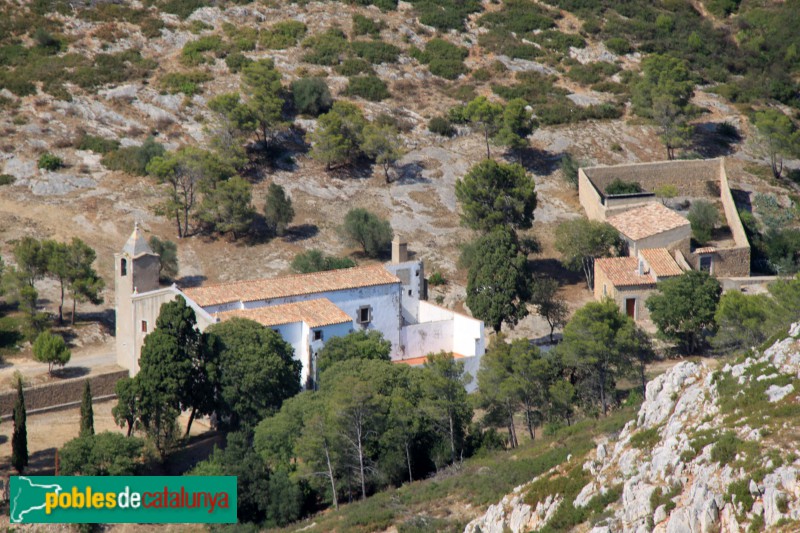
160 70 212 95
351 0 397 10
291 77 333 116
261 20 307 49
428 116 455 136
411 39 468 79
410 0 482 31
180 36 223 66
159 0 208 19
352 14 384 36
0 174 16 186
291 249 356 273
222 23 257 52
101 137 165 176
38 153 63 171
302 28 349 65
567 61 619 85
76 134 120 154
351 40 400 64
687 200 719 245
605 179 643 195
336 58 374 76
479 0 556 33
225 52 252 73
343 208 393 258
345 75 390 101
532 30 585 52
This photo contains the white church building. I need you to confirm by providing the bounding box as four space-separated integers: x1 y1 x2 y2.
115 226 486 388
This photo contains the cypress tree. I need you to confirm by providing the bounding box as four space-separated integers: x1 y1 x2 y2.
11 377 28 473
80 380 94 437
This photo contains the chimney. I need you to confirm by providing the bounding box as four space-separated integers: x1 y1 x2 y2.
392 235 408 264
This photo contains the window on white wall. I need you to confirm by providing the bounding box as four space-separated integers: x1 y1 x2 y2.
141 320 147 333
313 330 323 341
358 305 372 324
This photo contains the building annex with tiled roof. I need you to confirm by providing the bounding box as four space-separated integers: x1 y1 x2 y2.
594 248 684 321
607 202 691 257
115 230 486 389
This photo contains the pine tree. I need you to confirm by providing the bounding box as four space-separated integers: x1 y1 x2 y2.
11 377 28 473
80 380 94 437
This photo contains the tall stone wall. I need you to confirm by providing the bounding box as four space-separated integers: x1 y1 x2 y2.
583 159 721 197
689 247 750 278
0 369 128 419
579 169 607 221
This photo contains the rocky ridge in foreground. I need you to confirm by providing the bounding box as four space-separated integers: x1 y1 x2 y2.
467 323 800 533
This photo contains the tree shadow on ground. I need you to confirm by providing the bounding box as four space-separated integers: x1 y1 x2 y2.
282 224 319 243
52 366 90 379
391 161 431 185
514 147 564 176
176 275 208 289
691 122 740 159
161 431 226 476
528 258 584 286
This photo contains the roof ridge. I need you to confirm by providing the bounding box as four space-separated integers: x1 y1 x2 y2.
185 263 389 290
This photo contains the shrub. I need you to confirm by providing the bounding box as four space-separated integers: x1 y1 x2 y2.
533 30 584 52
291 77 333 116
412 0 481 31
605 179 643 195
225 52 252 73
567 61 620 85
181 35 223 66
352 14 383 36
605 37 632 55
33 330 71 374
101 137 165 176
345 75 390 101
160 70 212 95
38 153 63 171
351 40 400 64
302 28 349 65
76 134 120 154
343 208 393 258
412 38 468 79
428 271 446 286
478 0 555 33
261 20 307 49
710 431 743 465
687 200 719 245
291 249 356 273
428 116 455 136
0 174 15 186
629 427 660 449
159 0 208 19
560 153 580 189
336 58 374 76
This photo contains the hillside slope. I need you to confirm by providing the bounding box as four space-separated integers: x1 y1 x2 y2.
468 324 800 532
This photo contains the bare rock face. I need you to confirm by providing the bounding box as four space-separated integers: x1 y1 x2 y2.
465 324 800 533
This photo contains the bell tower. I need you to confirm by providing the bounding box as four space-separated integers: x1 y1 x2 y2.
115 223 161 373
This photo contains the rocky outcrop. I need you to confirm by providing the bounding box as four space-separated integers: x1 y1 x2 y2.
466 324 800 533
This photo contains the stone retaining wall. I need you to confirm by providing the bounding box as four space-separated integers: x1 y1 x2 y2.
0 369 128 419
583 159 721 197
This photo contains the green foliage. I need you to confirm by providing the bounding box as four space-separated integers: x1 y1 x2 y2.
466 228 530 333
60 432 146 476
241 59 286 143
632 54 694 118
566 61 620 85
12 378 27 473
148 236 178 282
291 249 356 274
713 291 772 352
345 75 390 101
76 134 120 154
629 427 660 449
336 58 374 76
263 183 295 237
261 20 307 49
310 101 367 170
554 218 622 289
532 30 585 53
197 176 255 239
411 39 468 79
455 159 537 232
207 318 301 429
560 153 580 189
655 184 679 202
362 123 403 181
711 431 744 465
32 330 71 374
180 35 223 66
80 380 94 437
225 52 252 73
159 0 208 19
352 14 384 36
479 0 555 33
428 116 455 137
342 208 393 258
650 483 681 515
605 179 643 195
351 40 400 64
37 152 63 171
753 109 799 179
159 69 213 95
646 271 722 353
530 277 568 342
410 0 482 31
428 271 446 286
318 330 392 375
0 174 15 186
687 200 719 245
302 28 349 65
291 77 332 116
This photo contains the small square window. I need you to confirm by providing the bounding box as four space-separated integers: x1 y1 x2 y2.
141 320 148 333
313 330 323 341
358 306 372 324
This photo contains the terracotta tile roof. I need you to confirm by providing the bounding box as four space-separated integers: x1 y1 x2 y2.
694 247 717 254
394 353 468 366
639 248 683 278
595 257 655 288
608 202 690 241
216 298 353 328
183 265 400 307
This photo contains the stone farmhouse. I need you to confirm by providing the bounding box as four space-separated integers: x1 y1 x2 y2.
115 227 486 388
579 158 750 320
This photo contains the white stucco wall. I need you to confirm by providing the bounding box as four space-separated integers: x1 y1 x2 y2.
453 312 485 357
385 260 425 323
399 320 454 359
419 300 455 322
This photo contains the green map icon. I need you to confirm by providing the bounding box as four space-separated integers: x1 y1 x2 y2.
10 476 64 523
